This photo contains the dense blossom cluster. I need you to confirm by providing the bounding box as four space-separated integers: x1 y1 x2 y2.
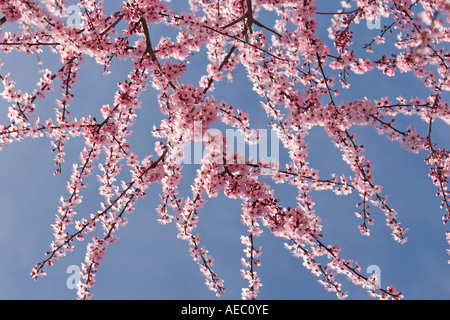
0 0 448 300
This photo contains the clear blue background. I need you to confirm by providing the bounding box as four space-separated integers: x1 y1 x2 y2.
0 1 448 300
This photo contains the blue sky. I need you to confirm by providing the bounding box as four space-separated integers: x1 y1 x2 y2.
0 1 448 300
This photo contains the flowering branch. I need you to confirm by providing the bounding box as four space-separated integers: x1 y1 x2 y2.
0 0 447 301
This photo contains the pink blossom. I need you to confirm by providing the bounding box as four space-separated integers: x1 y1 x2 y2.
0 0 445 301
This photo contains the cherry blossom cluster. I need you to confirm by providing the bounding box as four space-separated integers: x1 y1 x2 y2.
0 0 448 300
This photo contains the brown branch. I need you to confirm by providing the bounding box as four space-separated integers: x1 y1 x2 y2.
140 17 177 91
99 13 124 37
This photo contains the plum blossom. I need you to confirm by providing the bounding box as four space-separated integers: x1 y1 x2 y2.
0 0 447 301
